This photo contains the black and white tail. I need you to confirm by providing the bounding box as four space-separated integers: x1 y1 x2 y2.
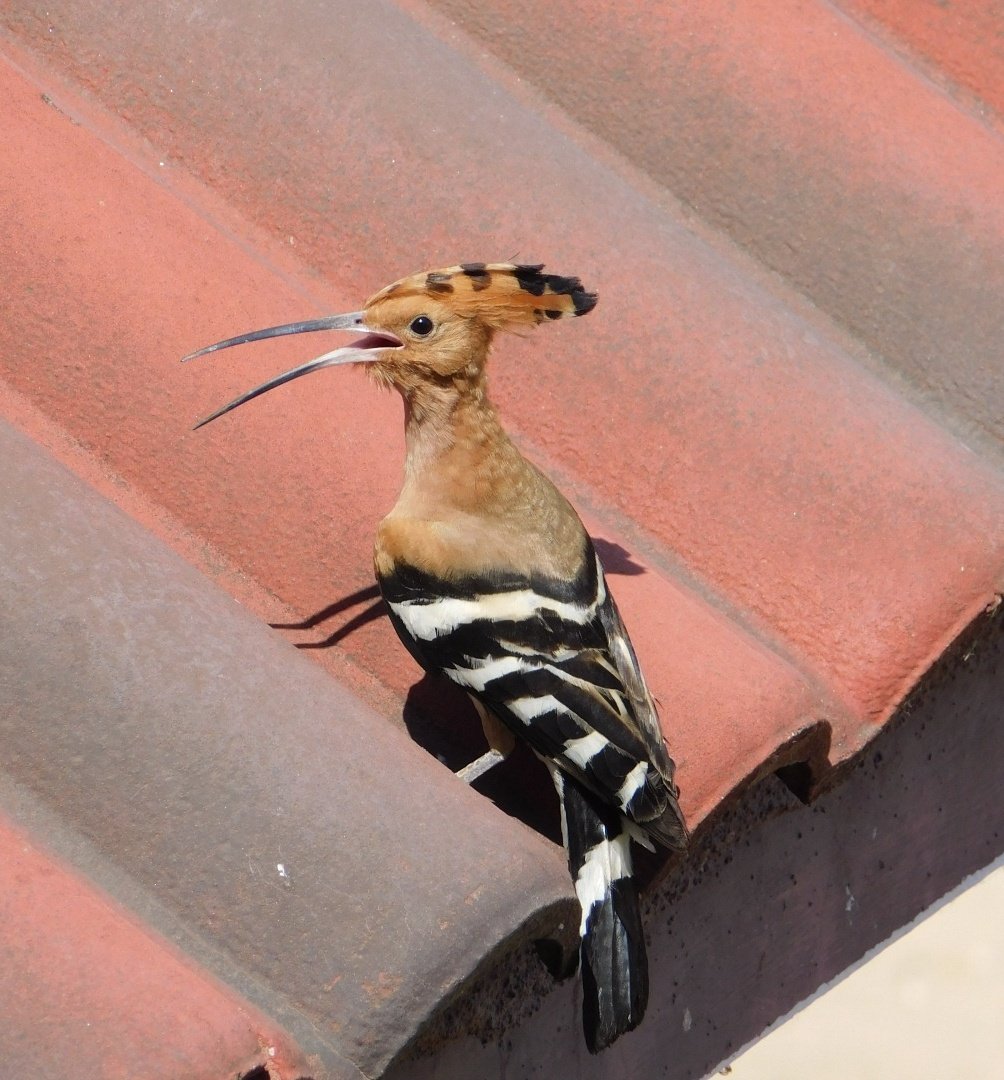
554 768 648 1053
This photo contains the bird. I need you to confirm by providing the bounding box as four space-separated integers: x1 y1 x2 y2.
184 262 688 1052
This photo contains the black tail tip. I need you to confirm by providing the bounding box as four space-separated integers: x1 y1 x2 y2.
579 885 650 1053
581 957 647 1053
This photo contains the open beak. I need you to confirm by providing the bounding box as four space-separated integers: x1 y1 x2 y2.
182 311 403 429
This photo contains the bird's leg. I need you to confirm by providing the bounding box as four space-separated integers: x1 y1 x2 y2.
455 697 516 783
455 750 506 784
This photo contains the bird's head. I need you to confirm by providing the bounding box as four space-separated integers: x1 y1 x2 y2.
184 263 596 428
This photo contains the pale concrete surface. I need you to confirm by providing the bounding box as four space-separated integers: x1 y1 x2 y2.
728 861 1004 1079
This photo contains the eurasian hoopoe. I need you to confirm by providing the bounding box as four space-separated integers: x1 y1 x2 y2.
185 263 688 1052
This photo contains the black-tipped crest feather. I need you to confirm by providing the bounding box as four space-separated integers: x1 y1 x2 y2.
367 262 597 328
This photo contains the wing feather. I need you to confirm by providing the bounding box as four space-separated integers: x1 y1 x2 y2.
380 539 686 849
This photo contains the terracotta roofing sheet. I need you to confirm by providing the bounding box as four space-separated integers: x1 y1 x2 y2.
837 0 1004 118
0 417 576 1078
1 0 1002 1076
421 0 1004 454
0 814 313 1080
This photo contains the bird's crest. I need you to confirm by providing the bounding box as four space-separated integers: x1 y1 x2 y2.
366 263 597 331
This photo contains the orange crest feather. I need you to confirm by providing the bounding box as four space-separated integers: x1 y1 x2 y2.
366 263 597 331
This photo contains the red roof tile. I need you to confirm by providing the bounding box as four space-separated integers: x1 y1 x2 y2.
0 416 576 1076
0 815 314 1080
838 0 1004 118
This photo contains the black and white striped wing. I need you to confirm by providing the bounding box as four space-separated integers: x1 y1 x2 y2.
380 542 686 849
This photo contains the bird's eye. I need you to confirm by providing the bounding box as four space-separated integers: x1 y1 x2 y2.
409 315 434 337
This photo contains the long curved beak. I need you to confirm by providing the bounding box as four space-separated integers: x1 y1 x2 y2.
183 312 402 429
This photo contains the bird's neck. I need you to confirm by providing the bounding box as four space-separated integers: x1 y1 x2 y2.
397 367 524 511
378 363 588 582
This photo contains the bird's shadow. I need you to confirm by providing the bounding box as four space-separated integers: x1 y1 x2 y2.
270 584 385 649
268 583 561 837
591 537 647 576
401 676 663 886
402 674 562 844
267 538 646 647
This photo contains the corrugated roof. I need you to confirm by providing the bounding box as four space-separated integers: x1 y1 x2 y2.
1 2 1002 1076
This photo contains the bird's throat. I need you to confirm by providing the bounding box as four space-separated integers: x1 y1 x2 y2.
397 371 527 520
